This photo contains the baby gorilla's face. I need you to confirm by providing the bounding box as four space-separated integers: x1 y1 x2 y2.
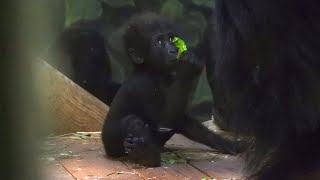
147 31 180 71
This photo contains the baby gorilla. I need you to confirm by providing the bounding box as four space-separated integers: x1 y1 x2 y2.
102 13 243 166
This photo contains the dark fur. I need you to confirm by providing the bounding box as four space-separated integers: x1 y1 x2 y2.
44 20 120 106
102 13 244 167
205 0 320 179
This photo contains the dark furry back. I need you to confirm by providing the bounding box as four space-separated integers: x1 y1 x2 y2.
207 0 320 179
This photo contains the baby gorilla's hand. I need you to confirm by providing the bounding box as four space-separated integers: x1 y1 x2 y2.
180 51 204 73
177 51 204 79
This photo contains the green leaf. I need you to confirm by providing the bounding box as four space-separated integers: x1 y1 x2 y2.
75 132 92 139
160 152 187 164
172 37 188 59
201 178 216 180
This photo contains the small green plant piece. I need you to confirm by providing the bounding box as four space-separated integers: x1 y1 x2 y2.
201 178 216 180
172 36 188 59
160 152 187 164
75 132 91 139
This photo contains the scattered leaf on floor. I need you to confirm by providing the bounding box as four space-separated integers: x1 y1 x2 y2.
160 152 186 164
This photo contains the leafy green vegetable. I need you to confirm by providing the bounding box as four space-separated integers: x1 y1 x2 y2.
172 37 188 59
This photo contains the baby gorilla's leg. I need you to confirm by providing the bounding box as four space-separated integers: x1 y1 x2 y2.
122 115 161 167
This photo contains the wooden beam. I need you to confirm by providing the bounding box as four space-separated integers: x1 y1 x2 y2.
35 59 109 134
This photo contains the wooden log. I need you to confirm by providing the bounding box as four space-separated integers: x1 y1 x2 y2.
34 59 109 134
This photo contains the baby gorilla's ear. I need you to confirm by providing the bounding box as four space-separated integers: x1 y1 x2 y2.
128 48 144 64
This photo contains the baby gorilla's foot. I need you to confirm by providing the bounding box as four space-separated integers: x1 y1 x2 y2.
123 125 149 155
123 115 150 153
123 115 160 166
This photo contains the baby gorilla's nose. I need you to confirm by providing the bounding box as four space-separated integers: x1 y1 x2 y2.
168 46 179 56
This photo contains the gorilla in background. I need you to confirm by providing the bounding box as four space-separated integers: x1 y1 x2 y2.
43 20 121 106
102 13 245 167
203 0 320 179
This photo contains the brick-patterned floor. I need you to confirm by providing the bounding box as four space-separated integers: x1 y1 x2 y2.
40 132 245 180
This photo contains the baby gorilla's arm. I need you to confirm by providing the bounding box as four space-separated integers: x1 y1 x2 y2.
178 116 248 155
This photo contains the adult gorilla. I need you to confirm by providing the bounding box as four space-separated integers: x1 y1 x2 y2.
204 0 320 179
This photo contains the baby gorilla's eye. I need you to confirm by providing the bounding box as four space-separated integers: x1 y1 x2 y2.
157 35 165 45
168 32 176 42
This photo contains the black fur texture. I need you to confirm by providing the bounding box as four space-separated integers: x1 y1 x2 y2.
205 1 320 179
